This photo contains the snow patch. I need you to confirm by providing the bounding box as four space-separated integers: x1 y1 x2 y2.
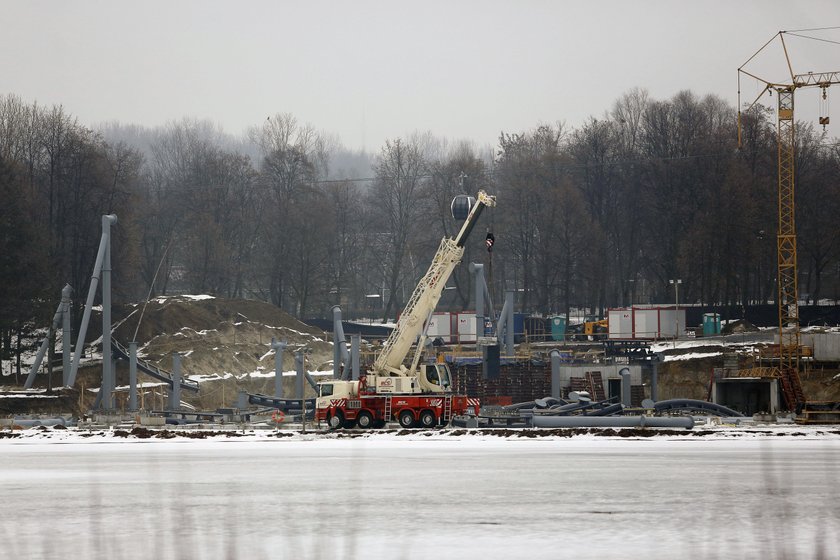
663 351 722 362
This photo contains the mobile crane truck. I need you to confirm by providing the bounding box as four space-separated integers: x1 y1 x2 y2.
316 190 496 429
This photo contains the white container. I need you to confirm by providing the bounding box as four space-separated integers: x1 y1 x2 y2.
608 306 686 340
457 312 476 343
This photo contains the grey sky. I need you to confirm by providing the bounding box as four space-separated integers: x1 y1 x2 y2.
2 0 839 151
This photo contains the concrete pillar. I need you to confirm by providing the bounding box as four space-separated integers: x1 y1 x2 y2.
351 334 361 380
470 263 485 339
168 352 182 411
651 361 659 402
271 338 287 399
504 290 515 356
770 379 779 413
550 350 562 399
102 215 114 409
68 214 116 387
332 306 347 379
61 284 72 386
128 342 138 412
620 367 632 407
236 390 249 410
295 349 305 399
26 288 71 390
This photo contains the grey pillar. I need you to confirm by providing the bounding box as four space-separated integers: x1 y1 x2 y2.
620 367 632 407
68 214 116 388
128 342 138 412
332 306 349 379
102 215 115 406
497 295 509 356
168 353 182 411
24 301 62 389
24 333 51 390
109 354 117 410
506 291 515 352
350 334 361 380
271 338 287 399
237 390 249 410
61 284 72 386
496 290 515 356
470 263 485 340
550 349 562 399
651 360 659 403
770 379 779 413
295 349 305 399
25 286 73 390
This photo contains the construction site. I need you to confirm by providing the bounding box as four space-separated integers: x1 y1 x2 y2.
4 162 840 430
5 13 840 560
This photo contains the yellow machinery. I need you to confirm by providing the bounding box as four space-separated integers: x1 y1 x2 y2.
584 319 608 337
738 29 840 410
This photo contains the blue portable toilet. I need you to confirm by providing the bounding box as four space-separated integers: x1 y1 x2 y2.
703 313 721 336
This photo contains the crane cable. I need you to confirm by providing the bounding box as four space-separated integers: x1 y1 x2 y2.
131 233 175 342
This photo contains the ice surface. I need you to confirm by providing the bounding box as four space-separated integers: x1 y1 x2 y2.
1 430 839 559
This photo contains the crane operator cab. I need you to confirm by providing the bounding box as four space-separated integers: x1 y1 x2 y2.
418 363 452 393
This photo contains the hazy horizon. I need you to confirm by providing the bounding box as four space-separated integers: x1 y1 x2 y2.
2 1 839 152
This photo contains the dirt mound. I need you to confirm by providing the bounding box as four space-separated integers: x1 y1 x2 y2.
723 319 759 334
85 296 334 410
114 296 322 345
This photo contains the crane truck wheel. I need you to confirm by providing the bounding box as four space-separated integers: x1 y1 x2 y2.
419 410 436 428
398 409 417 429
327 411 344 430
356 411 374 429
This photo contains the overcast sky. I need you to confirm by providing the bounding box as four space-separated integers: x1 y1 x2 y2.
2 0 839 151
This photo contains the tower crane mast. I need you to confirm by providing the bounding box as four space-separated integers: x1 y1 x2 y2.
738 29 840 410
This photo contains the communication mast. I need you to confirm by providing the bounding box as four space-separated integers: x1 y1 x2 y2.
737 28 840 410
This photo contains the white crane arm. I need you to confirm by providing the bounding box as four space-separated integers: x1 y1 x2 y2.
372 190 496 376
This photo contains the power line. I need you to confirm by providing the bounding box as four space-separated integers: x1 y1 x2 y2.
149 145 839 193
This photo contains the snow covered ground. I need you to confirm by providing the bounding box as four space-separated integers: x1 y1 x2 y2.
1 427 839 559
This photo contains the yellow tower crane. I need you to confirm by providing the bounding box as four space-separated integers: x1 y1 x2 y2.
738 29 840 412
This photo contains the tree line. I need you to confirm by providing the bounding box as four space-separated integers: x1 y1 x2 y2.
2 88 840 368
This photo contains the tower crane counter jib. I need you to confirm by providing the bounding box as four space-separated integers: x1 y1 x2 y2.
316 190 496 429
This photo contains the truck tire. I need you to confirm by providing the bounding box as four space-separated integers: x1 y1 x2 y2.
419 409 436 428
398 409 416 429
356 411 374 429
328 411 344 430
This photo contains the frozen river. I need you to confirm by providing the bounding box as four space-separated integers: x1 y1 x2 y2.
2 430 840 559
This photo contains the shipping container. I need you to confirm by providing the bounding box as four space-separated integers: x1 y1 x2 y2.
457 312 477 343
608 306 687 340
426 312 453 343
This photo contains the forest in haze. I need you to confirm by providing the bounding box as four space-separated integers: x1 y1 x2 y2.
2 88 840 347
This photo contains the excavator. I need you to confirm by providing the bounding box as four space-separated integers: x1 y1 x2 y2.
315 190 496 429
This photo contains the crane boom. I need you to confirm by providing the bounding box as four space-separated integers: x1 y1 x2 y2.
373 190 496 376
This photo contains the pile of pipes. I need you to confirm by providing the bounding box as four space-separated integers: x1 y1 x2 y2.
479 392 694 430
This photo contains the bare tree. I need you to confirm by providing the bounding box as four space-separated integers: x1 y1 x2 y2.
371 138 428 319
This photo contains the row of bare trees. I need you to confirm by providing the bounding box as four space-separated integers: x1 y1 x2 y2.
2 88 840 350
